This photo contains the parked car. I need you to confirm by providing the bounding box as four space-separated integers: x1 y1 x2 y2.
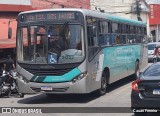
131 62 160 115
148 42 160 62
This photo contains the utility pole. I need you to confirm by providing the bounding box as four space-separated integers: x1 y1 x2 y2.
136 0 142 21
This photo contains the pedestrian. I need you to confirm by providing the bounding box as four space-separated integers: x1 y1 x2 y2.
154 45 160 62
3 55 16 72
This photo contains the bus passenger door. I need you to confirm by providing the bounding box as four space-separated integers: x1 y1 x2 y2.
87 23 101 91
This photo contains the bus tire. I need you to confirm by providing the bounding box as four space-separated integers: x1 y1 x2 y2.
97 73 107 96
134 61 140 79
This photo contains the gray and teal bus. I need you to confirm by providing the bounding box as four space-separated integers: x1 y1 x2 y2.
16 8 148 96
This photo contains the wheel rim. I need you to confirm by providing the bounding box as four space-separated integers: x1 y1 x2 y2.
101 76 107 92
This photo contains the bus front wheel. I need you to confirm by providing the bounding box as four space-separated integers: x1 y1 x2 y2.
97 73 107 96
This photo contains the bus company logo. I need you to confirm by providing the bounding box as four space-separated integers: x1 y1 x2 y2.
2 108 12 113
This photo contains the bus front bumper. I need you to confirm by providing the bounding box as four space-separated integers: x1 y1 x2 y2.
16 77 88 94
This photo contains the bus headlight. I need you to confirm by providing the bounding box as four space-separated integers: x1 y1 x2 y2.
18 74 29 84
72 71 87 83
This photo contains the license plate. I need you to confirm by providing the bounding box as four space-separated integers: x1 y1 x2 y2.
153 89 160 95
41 86 52 91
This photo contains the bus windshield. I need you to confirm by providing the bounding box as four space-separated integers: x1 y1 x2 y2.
17 24 84 64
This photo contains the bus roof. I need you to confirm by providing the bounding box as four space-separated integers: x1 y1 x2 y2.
19 8 146 26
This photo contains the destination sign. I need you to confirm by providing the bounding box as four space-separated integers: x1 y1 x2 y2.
20 12 77 22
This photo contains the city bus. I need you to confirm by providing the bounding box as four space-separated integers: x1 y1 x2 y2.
16 8 148 96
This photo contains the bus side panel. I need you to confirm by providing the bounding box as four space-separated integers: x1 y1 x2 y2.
102 46 128 84
102 45 141 84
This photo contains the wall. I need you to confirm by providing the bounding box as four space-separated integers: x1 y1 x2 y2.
0 0 90 48
31 0 90 9
0 0 32 42
90 0 132 17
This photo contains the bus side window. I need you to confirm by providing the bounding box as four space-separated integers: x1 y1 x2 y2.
115 35 120 44
98 21 110 46
112 22 118 33
126 25 129 34
87 19 99 60
87 26 97 46
142 27 147 43
130 26 135 34
118 23 121 33
120 35 127 44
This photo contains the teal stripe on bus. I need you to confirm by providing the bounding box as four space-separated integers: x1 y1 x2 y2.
102 45 141 77
107 15 146 26
31 68 81 83
30 76 37 82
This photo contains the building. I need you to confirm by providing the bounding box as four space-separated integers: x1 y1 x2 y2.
0 0 32 48
91 0 132 18
147 0 160 42
90 0 149 34
31 0 90 9
0 0 32 65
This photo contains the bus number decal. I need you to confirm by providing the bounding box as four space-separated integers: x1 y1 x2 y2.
62 55 74 60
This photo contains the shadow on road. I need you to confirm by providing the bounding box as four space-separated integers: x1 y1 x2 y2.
17 93 100 104
17 75 134 104
107 75 135 93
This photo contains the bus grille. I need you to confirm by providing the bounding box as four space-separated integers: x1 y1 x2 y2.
30 87 69 92
25 68 73 76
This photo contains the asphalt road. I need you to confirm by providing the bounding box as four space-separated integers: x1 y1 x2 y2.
0 63 157 116
0 74 134 116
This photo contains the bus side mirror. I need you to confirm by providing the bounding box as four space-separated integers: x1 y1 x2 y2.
8 27 12 39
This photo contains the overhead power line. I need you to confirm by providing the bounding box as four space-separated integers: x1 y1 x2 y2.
91 0 132 5
39 0 90 8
